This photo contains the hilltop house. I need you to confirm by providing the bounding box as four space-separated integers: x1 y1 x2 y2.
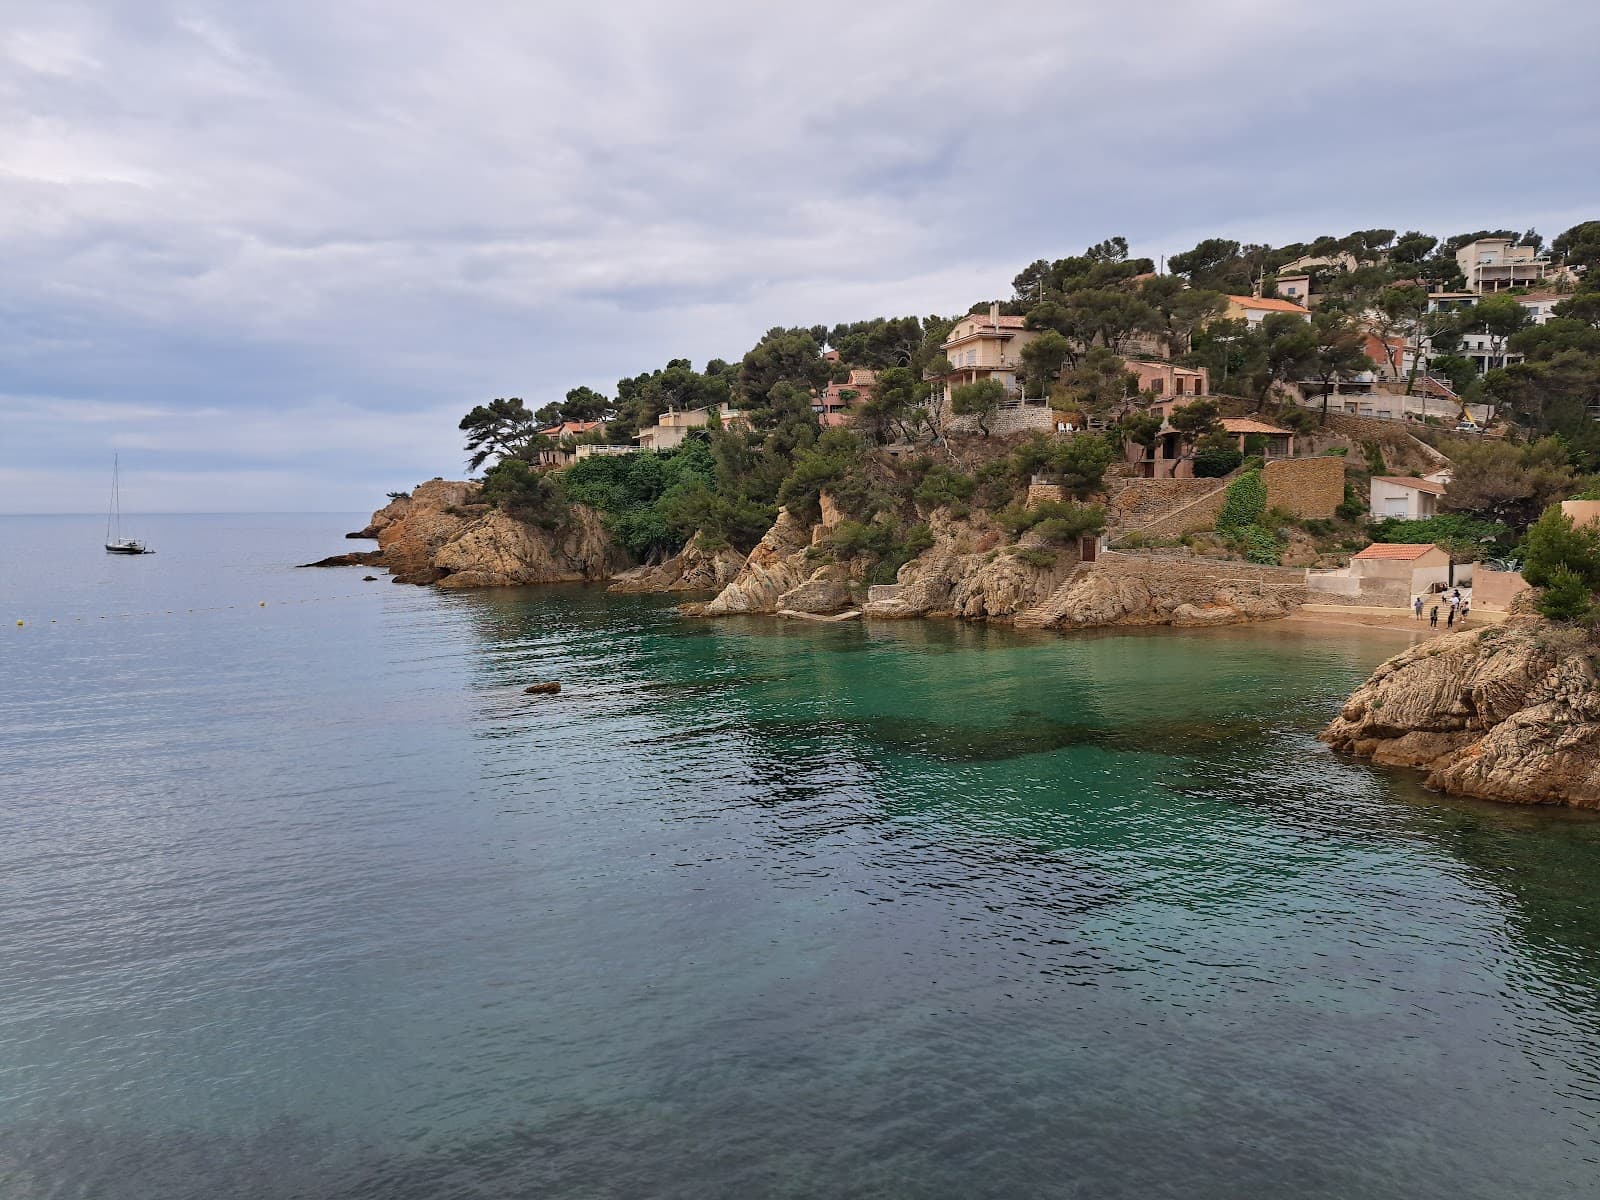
1223 294 1312 328
535 419 606 467
1455 237 1548 294
1130 360 1209 398
635 403 744 452
816 368 877 427
935 304 1042 402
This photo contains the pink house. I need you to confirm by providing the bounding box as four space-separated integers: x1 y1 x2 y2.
816 368 877 427
1131 361 1209 399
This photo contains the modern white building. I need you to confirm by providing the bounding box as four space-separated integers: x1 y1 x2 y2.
1455 237 1549 294
1370 475 1446 520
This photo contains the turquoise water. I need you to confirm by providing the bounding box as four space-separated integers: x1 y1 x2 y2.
3 513 1599 1198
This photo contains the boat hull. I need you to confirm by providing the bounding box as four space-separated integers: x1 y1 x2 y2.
105 542 150 555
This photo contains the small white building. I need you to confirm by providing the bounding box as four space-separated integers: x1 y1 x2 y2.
1370 475 1446 520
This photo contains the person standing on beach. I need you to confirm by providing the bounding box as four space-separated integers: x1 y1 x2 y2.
1430 605 1439 628
1447 604 1456 629
1461 599 1470 623
1414 596 1424 621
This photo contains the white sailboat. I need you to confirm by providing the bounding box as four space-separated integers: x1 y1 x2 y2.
105 455 152 554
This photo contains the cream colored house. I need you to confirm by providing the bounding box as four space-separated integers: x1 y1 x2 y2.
935 304 1042 400
1370 476 1445 520
1305 542 1457 606
1455 237 1547 294
1223 295 1311 328
635 403 744 452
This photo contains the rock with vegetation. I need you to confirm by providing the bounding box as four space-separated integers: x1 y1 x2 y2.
607 535 747 594
1321 618 1600 809
361 479 624 588
703 508 818 615
433 505 625 589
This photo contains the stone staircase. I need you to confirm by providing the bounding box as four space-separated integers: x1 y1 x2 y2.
1014 562 1094 628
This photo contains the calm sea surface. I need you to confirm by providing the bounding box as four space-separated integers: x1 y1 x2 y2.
2 513 1599 1199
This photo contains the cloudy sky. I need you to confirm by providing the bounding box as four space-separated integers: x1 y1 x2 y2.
3 0 1597 512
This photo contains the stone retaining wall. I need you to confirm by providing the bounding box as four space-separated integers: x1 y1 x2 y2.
1107 477 1222 526
1097 550 1309 597
1262 456 1345 519
939 399 1057 437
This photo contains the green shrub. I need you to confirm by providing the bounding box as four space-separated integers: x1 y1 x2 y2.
999 499 1106 542
1523 505 1600 589
481 459 568 528
913 465 975 510
1192 447 1243 478
1013 547 1058 569
1369 514 1511 561
1336 484 1366 522
1537 565 1596 622
1216 470 1266 535
1236 525 1282 565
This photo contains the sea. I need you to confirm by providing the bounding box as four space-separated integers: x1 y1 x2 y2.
2 512 1598 1199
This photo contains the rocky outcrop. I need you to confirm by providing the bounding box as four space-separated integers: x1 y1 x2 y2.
373 480 485 584
298 551 384 568
433 506 626 589
861 512 1073 621
608 536 746 594
1321 618 1600 809
355 479 625 588
1013 553 1303 630
703 508 819 615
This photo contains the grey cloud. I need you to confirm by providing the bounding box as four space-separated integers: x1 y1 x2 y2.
2 0 1597 511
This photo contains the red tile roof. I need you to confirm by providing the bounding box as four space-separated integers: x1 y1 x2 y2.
1226 295 1312 314
1352 542 1441 561
1219 417 1292 435
1374 475 1446 496
539 420 602 438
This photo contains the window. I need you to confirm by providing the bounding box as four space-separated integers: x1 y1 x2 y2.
1151 378 1164 395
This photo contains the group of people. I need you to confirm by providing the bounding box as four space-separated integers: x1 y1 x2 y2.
1414 588 1469 629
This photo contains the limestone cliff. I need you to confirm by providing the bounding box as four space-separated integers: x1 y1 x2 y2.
1321 618 1600 810
434 506 626 588
702 508 828 615
608 536 746 595
862 512 1074 621
360 480 626 588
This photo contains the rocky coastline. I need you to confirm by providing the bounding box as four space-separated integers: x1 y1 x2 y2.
1321 616 1600 810
343 477 1304 633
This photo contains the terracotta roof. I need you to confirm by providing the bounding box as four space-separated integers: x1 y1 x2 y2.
1374 475 1446 495
1219 417 1291 435
847 369 877 386
539 419 602 437
1226 295 1311 314
1352 542 1441 561
1517 293 1561 303
956 313 1027 329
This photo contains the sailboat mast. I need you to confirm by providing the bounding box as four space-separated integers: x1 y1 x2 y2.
108 455 119 542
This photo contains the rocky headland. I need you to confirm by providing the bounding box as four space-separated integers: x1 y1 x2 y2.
1321 616 1600 810
344 479 625 587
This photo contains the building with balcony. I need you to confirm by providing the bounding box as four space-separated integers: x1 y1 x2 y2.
635 403 744 452
815 368 877 427
1455 237 1548 294
934 304 1041 402
1130 360 1209 398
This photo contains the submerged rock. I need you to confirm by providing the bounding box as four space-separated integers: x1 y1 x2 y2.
1321 617 1600 809
297 551 384 568
524 681 562 695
